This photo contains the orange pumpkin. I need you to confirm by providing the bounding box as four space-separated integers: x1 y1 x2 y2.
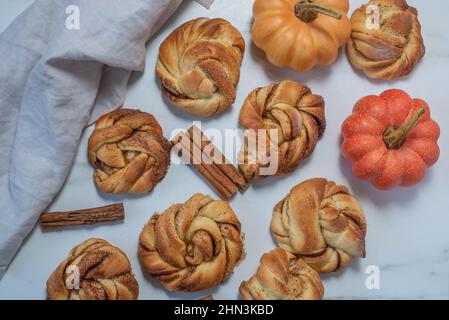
252 0 351 71
341 89 440 190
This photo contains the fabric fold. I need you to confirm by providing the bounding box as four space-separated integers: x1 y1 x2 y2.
0 0 183 272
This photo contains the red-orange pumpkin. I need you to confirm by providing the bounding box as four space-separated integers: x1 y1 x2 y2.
341 89 440 190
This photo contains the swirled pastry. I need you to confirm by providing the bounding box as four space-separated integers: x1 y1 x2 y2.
271 178 367 273
88 108 171 194
239 81 326 181
239 248 324 300
346 0 425 79
138 193 244 292
156 18 245 117
47 238 138 300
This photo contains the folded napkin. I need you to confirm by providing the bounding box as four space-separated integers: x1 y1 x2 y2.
196 0 215 9
0 0 184 273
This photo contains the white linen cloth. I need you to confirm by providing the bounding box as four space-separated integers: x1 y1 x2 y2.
195 0 214 8
0 0 184 272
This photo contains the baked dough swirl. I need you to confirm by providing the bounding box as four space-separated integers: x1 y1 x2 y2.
47 238 138 300
271 178 367 273
239 80 325 181
138 193 244 292
346 0 425 79
156 18 245 117
88 108 171 194
239 248 324 300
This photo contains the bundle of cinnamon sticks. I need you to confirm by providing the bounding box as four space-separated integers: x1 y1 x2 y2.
172 125 247 199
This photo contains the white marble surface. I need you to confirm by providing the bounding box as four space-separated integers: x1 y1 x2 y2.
0 0 448 300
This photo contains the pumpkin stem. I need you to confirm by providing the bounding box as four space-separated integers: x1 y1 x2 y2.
383 107 426 149
295 0 342 23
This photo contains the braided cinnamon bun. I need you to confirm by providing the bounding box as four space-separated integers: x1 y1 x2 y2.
88 108 171 194
47 238 138 300
271 178 367 273
156 18 245 117
346 0 425 79
240 248 324 300
138 193 244 292
239 81 325 181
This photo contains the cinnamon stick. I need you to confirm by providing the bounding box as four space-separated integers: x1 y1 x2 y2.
40 203 124 230
187 125 248 190
172 132 236 199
